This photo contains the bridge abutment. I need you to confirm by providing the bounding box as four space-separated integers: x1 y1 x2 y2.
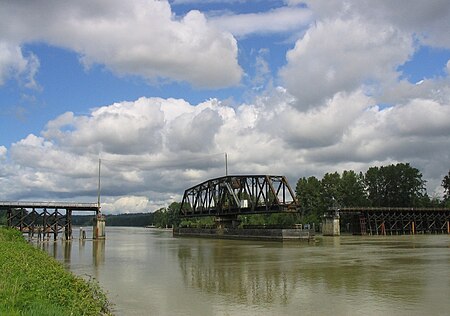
322 213 340 236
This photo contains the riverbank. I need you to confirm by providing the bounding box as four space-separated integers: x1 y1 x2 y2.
0 227 112 315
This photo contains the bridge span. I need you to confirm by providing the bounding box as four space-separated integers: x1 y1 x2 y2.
325 207 450 236
180 175 298 219
0 201 102 240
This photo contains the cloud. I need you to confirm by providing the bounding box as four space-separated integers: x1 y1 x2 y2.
101 196 151 214
0 0 242 88
209 6 312 37
279 18 413 109
0 146 6 159
0 42 39 88
1 1 449 211
2 87 449 210
299 0 450 48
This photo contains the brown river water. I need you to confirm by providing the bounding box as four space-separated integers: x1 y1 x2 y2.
38 227 450 316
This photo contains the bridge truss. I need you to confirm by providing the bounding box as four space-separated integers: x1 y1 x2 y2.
180 175 298 218
0 202 100 240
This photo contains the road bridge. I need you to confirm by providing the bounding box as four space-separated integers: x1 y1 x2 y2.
0 201 101 240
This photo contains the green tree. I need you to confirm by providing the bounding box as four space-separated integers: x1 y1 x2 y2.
441 170 450 207
295 176 323 221
443 170 450 201
153 208 168 228
365 163 426 207
321 172 342 207
340 170 369 207
167 202 181 228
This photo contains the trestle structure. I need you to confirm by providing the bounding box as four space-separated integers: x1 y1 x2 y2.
180 175 298 218
1 202 100 240
332 207 450 235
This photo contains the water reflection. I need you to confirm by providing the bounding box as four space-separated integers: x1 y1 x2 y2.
35 229 106 278
93 240 105 267
177 237 430 309
37 228 450 316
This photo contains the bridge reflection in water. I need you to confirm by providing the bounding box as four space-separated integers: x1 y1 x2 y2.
39 227 449 315
176 238 434 311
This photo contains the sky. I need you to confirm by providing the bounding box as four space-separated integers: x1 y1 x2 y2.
1 0 450 214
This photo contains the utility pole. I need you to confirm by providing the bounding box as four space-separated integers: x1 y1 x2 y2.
225 152 228 176
97 158 101 209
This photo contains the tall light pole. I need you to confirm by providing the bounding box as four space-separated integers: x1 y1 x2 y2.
225 152 228 176
97 158 101 209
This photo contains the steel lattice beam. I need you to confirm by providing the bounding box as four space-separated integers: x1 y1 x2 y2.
180 175 298 217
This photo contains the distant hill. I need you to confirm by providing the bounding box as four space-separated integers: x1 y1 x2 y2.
72 212 154 227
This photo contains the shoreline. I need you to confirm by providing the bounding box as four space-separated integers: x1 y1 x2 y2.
0 227 113 315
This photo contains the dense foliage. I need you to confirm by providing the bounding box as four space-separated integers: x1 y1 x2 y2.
0 228 112 315
152 202 181 228
72 213 155 227
0 210 6 226
295 163 446 226
443 170 450 205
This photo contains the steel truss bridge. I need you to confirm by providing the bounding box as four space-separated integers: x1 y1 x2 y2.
332 207 450 235
180 175 298 218
0 201 100 240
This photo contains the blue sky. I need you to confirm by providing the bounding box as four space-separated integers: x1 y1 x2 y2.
1 0 449 213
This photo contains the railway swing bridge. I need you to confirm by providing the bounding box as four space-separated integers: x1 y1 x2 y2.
178 175 449 236
180 175 298 224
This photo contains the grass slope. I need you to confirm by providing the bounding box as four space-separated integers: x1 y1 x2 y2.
0 227 112 315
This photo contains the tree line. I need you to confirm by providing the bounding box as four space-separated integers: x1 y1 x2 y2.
1 163 449 228
296 163 450 225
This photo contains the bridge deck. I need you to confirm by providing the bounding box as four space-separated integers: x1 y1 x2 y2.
331 206 450 213
0 201 99 211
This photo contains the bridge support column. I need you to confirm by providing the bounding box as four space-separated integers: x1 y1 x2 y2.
322 213 340 236
215 215 241 230
93 214 106 239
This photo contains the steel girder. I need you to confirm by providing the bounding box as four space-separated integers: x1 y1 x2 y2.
180 175 298 217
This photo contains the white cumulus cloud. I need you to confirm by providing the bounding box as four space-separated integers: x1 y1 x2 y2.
0 0 242 88
279 18 413 109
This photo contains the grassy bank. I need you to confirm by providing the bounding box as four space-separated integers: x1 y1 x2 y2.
0 227 112 315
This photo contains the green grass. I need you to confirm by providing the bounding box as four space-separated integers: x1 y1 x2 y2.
0 228 112 315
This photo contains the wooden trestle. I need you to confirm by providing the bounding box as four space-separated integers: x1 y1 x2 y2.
334 207 450 235
1 202 100 240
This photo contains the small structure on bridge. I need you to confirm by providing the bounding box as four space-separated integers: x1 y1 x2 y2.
176 175 313 241
1 201 104 240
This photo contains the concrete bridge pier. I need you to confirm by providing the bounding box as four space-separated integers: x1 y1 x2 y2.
215 215 241 230
93 214 106 239
322 213 340 236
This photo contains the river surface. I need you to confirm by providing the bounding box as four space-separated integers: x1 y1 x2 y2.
38 227 449 316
